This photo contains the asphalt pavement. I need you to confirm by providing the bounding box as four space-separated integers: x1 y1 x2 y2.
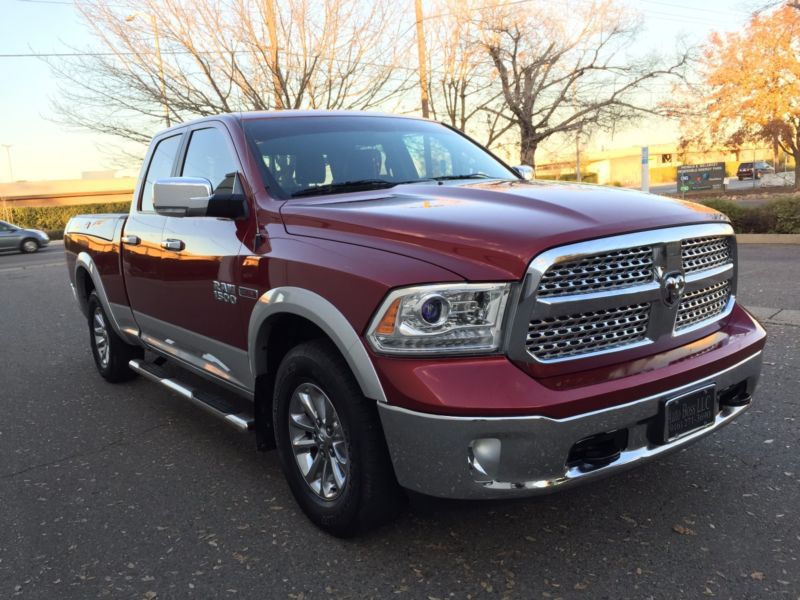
1 244 798 599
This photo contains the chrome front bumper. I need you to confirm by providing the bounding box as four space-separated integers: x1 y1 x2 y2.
378 351 762 499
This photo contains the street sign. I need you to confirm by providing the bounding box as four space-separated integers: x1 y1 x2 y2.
676 162 725 192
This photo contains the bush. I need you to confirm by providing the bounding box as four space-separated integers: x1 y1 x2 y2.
7 202 130 233
538 172 599 184
772 197 800 233
700 197 800 233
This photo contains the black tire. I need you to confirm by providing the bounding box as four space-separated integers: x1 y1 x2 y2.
87 291 142 382
20 238 39 253
273 339 405 537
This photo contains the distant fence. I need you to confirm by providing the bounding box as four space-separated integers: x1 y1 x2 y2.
0 179 135 222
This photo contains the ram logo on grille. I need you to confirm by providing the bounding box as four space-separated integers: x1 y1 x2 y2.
661 272 686 307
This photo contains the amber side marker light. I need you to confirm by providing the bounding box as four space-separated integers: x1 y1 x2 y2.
375 298 401 335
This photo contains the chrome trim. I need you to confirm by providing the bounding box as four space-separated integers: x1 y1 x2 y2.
366 283 512 356
121 235 141 245
135 311 253 393
248 287 388 403
128 359 253 431
378 350 762 499
161 238 185 252
507 223 737 364
153 177 213 217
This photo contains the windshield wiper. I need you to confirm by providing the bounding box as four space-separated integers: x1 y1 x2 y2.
291 179 401 198
431 173 497 181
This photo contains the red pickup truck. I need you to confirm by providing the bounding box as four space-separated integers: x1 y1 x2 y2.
65 112 765 536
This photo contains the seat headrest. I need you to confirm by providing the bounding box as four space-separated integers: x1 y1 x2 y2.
295 152 326 186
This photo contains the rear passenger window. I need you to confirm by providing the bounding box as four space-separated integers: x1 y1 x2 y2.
181 128 238 193
140 134 181 212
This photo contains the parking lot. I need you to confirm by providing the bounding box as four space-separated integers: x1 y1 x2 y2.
1 243 798 599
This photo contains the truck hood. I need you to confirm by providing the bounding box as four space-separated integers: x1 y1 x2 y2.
280 180 729 281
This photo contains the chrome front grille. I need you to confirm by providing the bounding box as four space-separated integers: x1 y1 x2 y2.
681 236 732 274
536 246 654 297
527 303 650 361
513 224 737 363
675 280 731 331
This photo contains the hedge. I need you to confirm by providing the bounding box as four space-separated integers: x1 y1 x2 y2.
700 197 800 234
6 202 130 237
4 196 799 237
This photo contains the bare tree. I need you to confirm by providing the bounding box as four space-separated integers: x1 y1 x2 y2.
424 1 508 140
46 0 413 145
478 0 691 167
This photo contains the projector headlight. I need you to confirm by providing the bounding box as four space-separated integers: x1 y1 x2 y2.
367 283 511 355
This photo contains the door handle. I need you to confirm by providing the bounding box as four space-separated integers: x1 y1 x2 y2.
161 239 185 252
121 235 140 245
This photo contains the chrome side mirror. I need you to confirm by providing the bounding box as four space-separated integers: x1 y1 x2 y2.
513 165 534 180
153 177 213 217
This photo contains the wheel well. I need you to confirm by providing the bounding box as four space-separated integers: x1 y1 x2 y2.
75 266 96 314
253 313 329 451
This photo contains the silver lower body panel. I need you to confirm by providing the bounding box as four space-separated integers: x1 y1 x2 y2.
378 351 762 499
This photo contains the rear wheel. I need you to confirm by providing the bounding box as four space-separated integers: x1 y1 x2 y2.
273 339 405 537
20 238 39 253
87 291 142 382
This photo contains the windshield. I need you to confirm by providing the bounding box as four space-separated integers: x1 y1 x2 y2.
243 116 518 199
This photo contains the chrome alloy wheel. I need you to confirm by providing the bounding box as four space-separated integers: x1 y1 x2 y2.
22 240 38 253
92 307 110 368
288 383 349 500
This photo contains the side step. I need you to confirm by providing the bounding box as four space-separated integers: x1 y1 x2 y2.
128 359 254 432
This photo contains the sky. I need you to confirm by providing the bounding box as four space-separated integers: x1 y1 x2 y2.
0 0 760 182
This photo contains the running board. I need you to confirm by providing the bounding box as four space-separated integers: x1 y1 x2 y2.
128 359 254 432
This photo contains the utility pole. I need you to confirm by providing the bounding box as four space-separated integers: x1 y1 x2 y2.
263 0 284 110
1 144 13 182
573 84 581 182
150 13 170 128
414 0 430 118
126 13 170 127
641 146 650 193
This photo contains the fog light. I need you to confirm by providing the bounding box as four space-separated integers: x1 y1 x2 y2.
469 438 501 480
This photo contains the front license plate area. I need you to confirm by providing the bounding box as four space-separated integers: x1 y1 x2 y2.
662 385 716 443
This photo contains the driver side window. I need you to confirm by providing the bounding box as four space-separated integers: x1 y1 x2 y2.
181 127 238 193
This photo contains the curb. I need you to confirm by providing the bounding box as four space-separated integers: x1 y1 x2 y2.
736 234 800 245
746 306 800 327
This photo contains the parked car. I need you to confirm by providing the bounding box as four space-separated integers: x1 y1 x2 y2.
0 220 50 253
64 112 766 536
737 161 775 180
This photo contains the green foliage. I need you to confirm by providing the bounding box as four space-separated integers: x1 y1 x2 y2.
700 197 800 233
538 172 599 184
7 202 130 235
772 197 800 233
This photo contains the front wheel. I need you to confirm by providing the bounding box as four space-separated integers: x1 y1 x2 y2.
273 339 405 537
87 291 142 382
20 238 39 253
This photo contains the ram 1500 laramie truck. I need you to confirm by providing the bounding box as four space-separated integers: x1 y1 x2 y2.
65 112 766 536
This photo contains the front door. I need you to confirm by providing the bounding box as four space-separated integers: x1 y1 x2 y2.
150 123 255 392
122 132 183 334
0 221 18 250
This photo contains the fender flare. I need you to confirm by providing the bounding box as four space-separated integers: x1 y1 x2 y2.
247 287 387 403
74 252 139 344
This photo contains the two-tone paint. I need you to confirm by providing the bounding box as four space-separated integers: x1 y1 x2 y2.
64 111 767 500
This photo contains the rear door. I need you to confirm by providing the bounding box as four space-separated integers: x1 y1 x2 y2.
149 122 255 391
122 131 183 335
